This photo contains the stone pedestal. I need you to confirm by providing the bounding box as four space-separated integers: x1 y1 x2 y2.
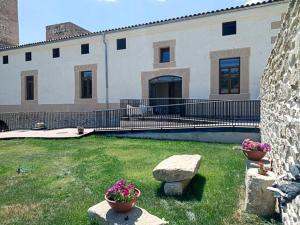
164 180 191 196
244 168 276 217
88 201 168 225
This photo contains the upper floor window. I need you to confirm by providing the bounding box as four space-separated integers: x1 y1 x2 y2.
25 52 32 61
52 48 60 58
81 71 92 99
25 76 34 100
81 44 89 55
160 47 170 63
219 58 240 94
117 38 126 50
222 21 236 36
3 55 8 64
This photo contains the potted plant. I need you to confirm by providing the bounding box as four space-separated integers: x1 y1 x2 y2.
241 139 271 161
258 162 270 176
105 179 141 213
77 126 84 135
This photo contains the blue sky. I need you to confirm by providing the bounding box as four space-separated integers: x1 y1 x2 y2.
19 0 261 44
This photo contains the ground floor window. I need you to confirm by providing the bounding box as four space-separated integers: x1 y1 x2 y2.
81 71 93 99
219 58 240 94
25 76 34 100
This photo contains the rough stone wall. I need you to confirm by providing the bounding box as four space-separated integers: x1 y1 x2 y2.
0 0 19 47
260 0 300 224
46 22 90 41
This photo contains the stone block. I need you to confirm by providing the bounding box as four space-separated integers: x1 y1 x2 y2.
164 179 191 196
153 155 202 182
244 168 277 217
88 201 168 225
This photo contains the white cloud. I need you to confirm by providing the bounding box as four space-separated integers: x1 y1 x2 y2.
244 0 264 5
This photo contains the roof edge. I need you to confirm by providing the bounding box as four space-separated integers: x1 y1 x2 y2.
0 0 288 52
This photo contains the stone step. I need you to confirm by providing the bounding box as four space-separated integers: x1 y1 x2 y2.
88 201 168 225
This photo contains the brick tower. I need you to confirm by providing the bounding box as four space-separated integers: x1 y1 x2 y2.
0 0 19 48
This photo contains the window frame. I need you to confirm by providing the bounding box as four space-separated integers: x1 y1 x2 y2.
222 21 237 36
219 57 241 95
116 38 126 50
3 55 8 64
81 44 90 55
25 52 32 61
80 71 93 99
52 48 60 58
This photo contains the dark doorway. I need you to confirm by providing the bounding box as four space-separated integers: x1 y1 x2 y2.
149 76 183 114
0 120 8 132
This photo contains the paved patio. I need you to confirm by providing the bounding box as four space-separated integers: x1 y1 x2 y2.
0 128 94 140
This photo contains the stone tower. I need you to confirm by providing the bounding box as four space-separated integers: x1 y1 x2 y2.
0 0 19 48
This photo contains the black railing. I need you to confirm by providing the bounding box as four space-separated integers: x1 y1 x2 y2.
0 100 260 131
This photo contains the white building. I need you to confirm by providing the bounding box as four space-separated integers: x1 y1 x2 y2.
0 0 288 113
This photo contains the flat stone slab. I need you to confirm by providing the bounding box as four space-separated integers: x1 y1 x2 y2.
164 179 191 196
88 201 168 225
0 128 94 140
153 155 202 182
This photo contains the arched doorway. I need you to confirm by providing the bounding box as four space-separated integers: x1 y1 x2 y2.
149 75 182 103
149 75 183 114
0 120 8 132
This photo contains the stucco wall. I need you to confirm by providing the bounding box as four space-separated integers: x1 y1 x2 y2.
0 1 288 112
260 0 300 224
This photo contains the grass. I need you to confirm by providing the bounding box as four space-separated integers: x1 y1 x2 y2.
0 136 279 225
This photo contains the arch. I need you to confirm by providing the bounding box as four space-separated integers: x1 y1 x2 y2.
141 68 190 99
0 120 8 132
149 75 182 99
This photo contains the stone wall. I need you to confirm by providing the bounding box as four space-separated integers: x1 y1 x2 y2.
0 0 19 47
46 22 90 41
260 0 300 224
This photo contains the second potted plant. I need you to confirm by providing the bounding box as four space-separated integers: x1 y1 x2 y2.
241 139 271 161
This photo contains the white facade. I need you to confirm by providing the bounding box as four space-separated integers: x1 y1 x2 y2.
0 1 288 112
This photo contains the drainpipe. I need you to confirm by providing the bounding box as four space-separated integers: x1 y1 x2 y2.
102 32 109 109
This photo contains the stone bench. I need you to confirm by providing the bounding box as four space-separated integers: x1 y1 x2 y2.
153 154 202 195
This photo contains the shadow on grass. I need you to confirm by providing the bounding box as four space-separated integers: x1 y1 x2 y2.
155 174 206 201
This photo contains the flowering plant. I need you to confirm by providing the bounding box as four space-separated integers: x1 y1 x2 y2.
106 179 136 203
242 139 271 152
258 162 270 176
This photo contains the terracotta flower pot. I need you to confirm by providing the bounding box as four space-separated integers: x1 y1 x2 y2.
105 188 141 213
242 149 266 161
258 170 268 176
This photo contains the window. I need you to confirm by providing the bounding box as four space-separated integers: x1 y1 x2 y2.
222 21 236 36
25 52 32 61
25 76 34 100
160 47 170 63
219 58 240 94
3 55 8 64
117 38 126 50
52 48 60 58
81 71 92 99
81 44 89 55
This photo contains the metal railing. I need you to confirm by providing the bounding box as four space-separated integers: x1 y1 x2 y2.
0 100 260 131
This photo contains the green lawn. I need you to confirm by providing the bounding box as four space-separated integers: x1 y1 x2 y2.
0 136 277 225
